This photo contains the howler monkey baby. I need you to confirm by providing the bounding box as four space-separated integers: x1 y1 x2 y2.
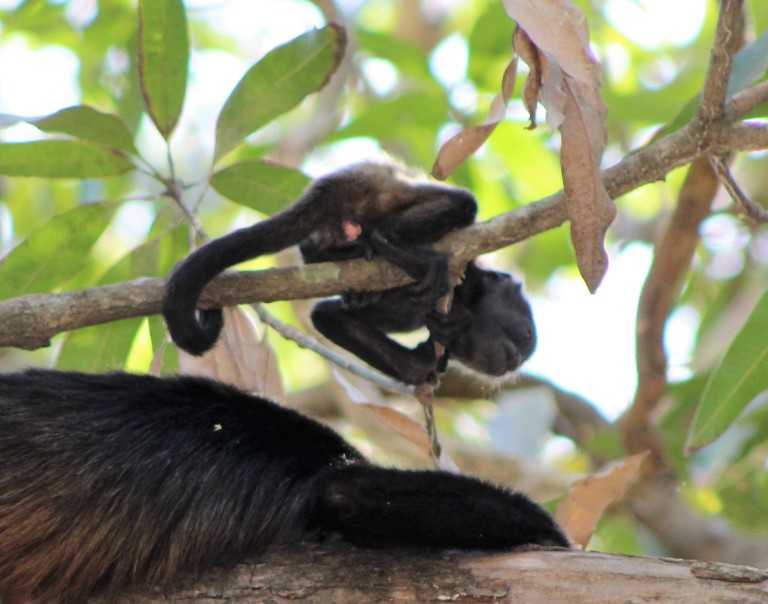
163 162 535 384
0 369 568 601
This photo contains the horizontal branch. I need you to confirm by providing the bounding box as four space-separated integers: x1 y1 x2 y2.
95 543 768 603
0 88 766 351
0 196 566 350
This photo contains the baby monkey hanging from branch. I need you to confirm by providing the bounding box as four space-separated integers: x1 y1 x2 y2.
163 162 536 385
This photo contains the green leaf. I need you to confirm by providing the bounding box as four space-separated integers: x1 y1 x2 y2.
148 314 179 372
0 203 118 298
727 28 768 95
332 91 449 137
0 140 134 177
147 219 193 274
687 290 768 452
138 0 189 138
211 160 310 213
468 2 518 89
56 318 144 372
649 29 768 144
31 105 137 154
214 24 347 161
357 30 432 80
57 238 162 371
97 238 163 285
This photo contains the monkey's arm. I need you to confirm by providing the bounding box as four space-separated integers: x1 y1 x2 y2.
367 231 453 303
310 298 441 385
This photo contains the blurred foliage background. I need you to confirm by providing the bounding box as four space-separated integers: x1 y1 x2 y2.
1 0 768 561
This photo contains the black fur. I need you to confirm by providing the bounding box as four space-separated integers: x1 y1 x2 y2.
309 260 536 384
163 162 536 384
163 163 476 356
0 369 568 602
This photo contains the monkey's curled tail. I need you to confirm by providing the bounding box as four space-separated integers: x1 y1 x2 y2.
163 204 314 355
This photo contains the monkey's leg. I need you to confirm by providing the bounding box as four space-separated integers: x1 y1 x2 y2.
311 299 438 385
377 190 477 244
317 465 570 550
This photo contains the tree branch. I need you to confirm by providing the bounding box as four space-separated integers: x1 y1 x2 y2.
620 157 720 466
726 80 768 117
711 155 768 222
91 544 768 603
1 93 766 350
697 0 743 124
619 0 745 470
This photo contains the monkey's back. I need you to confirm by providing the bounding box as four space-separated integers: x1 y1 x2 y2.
0 369 361 602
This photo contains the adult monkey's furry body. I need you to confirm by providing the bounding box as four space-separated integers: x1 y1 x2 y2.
0 369 568 602
163 163 536 384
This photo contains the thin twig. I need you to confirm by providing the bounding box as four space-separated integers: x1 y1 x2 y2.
414 382 442 465
252 305 413 396
720 122 768 151
726 79 768 118
710 155 768 222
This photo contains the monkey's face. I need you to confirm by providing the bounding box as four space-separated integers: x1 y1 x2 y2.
450 271 536 377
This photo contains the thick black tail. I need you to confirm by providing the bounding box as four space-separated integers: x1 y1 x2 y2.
163 208 311 355
319 465 569 550
162 234 236 355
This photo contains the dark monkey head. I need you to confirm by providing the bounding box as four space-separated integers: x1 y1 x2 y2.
450 264 536 377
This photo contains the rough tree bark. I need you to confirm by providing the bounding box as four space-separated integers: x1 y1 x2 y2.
94 544 768 603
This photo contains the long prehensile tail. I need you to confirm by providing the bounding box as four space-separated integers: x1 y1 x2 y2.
162 205 314 355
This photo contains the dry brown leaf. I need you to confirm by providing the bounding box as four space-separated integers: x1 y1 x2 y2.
555 451 650 548
503 0 596 84
513 27 541 127
333 369 430 450
506 0 614 291
432 124 498 180
537 50 568 130
177 307 284 402
560 77 616 292
432 58 518 179
332 370 460 471
359 403 432 451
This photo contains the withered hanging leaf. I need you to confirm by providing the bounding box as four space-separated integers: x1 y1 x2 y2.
555 451 649 548
537 51 569 130
333 369 430 451
506 0 614 291
513 26 541 128
503 0 595 83
177 307 284 402
560 76 615 292
359 403 432 451
432 59 518 179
